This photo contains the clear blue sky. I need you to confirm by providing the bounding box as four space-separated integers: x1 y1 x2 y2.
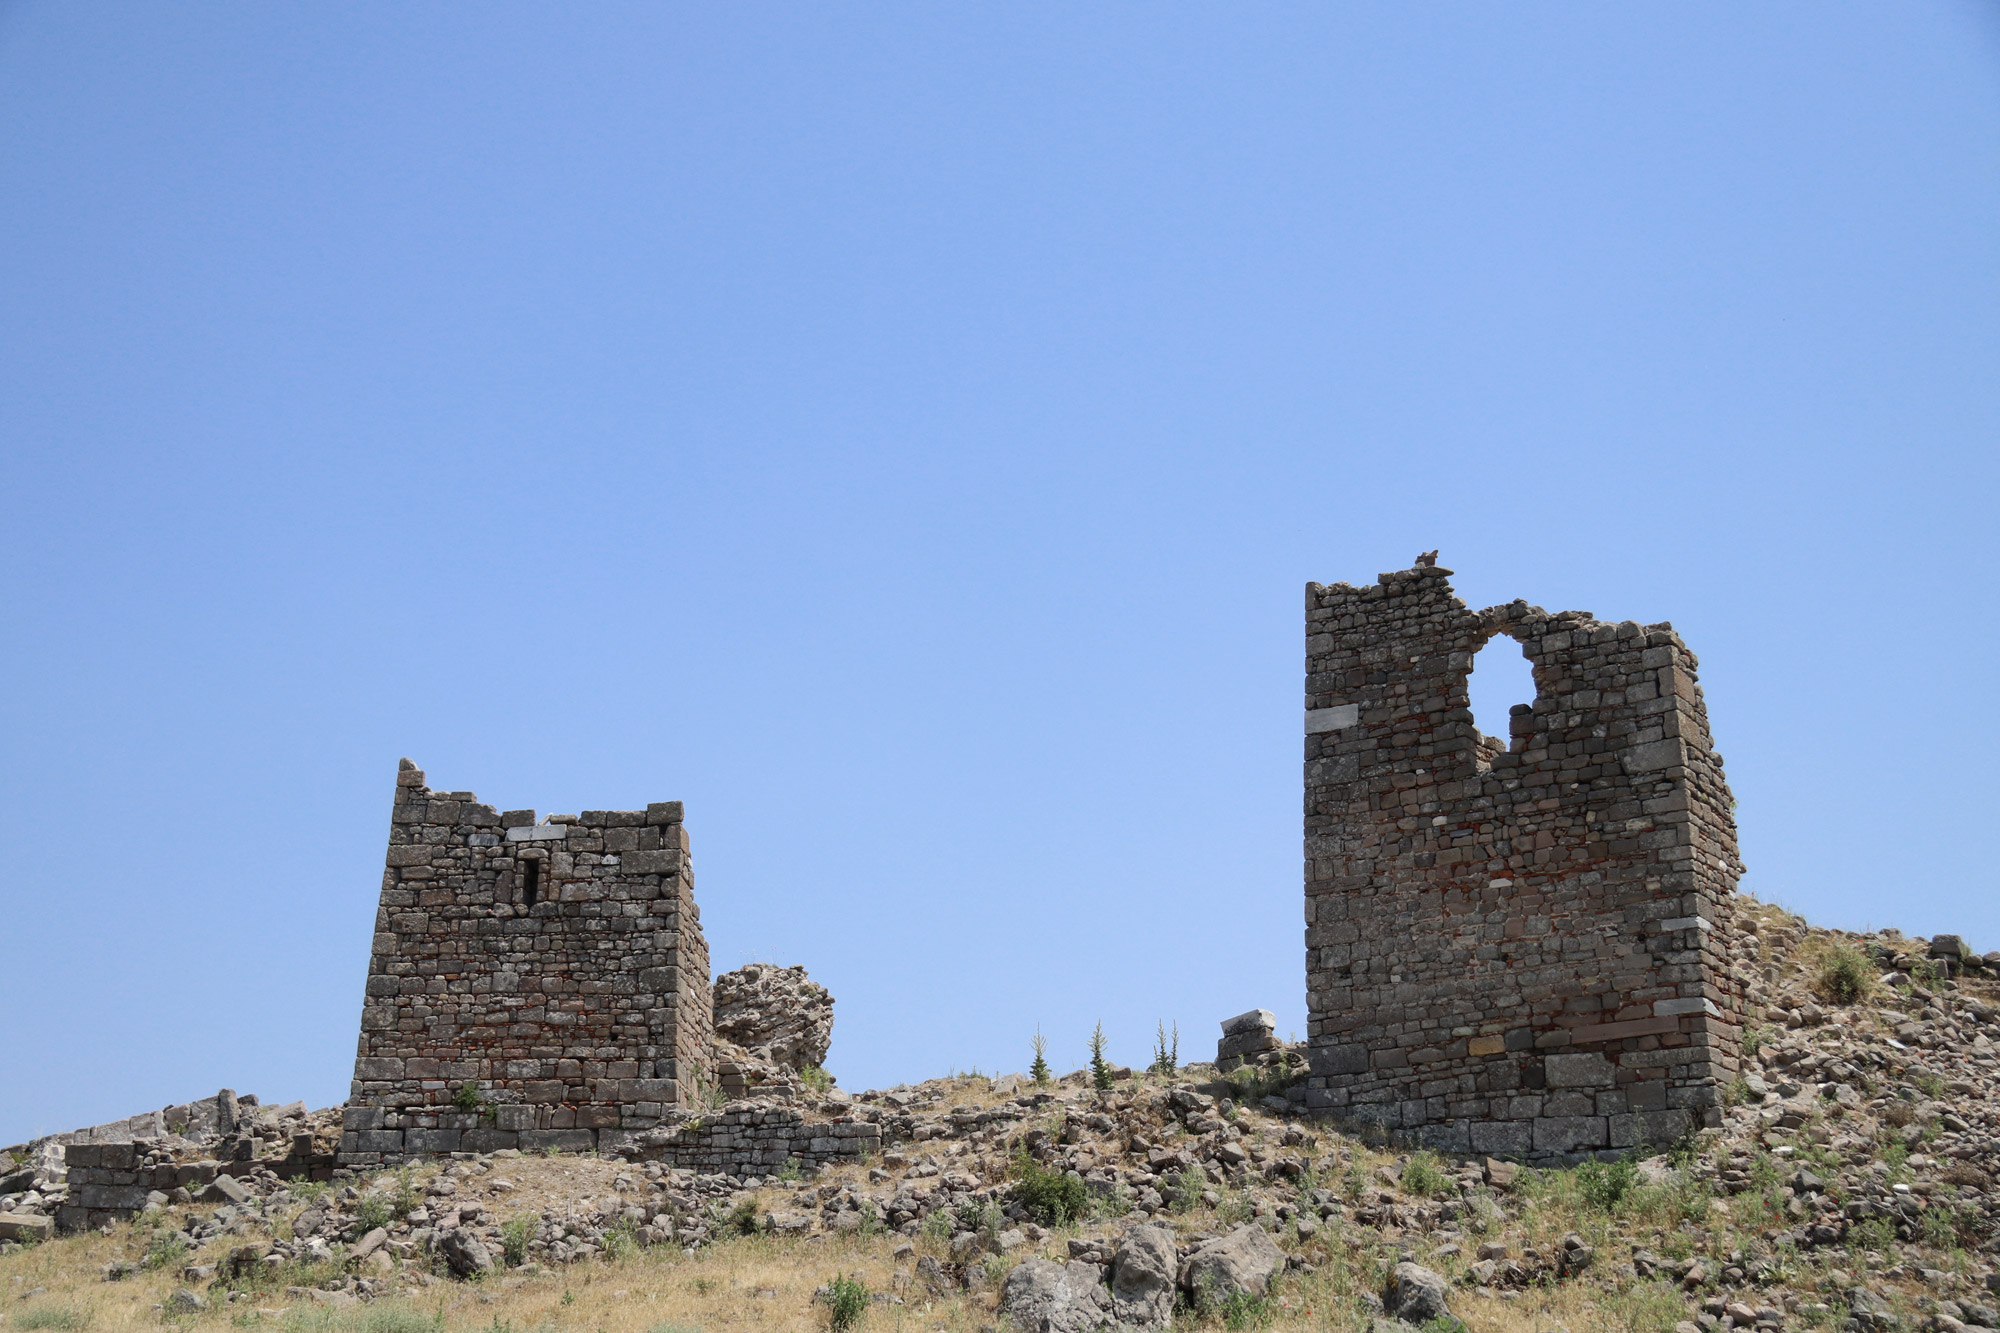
3 4 1996 1146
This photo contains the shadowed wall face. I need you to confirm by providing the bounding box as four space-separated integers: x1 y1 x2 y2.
1302 563 1745 1162
338 760 711 1167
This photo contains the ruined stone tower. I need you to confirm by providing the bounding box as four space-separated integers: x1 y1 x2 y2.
338 760 712 1167
1301 560 1745 1161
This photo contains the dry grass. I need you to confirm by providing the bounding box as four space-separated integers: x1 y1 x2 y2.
0 1166 1700 1333
2 1222 956 1333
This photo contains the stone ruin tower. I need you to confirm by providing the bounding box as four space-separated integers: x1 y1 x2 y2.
338 760 712 1167
1301 559 1746 1162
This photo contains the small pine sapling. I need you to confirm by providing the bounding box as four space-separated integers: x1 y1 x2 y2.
1090 1021 1113 1092
1030 1027 1051 1085
1150 1020 1179 1076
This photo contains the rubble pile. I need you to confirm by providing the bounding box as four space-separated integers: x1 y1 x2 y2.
1 1093 341 1236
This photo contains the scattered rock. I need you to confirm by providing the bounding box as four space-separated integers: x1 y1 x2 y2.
1382 1260 1451 1325
0 1213 53 1242
1109 1224 1178 1327
999 1257 1112 1333
438 1228 493 1279
1180 1223 1285 1303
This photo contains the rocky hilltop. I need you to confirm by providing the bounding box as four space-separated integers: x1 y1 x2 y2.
4 903 2000 1332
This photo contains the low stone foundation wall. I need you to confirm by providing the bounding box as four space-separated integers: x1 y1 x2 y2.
58 1142 204 1233
57 1140 337 1233
629 1105 882 1176
339 1102 883 1178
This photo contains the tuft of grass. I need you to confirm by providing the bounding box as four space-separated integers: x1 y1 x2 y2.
354 1196 395 1234
1218 1290 1276 1329
603 1216 641 1262
1596 1280 1687 1333
1010 1151 1089 1226
1399 1150 1449 1199
718 1196 763 1238
140 1227 188 1271
1168 1163 1206 1214
1220 1057 1303 1106
15 1305 92 1331
1921 1203 1974 1248
798 1066 833 1095
1849 1216 1896 1252
1808 940 1877 1005
392 1165 422 1216
823 1273 869 1332
1576 1156 1640 1211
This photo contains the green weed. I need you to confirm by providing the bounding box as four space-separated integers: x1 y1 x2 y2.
354 1197 395 1234
500 1217 534 1267
1576 1156 1639 1211
822 1273 869 1332
1811 942 1876 1005
1168 1164 1206 1214
1399 1151 1449 1200
1013 1147 1095 1224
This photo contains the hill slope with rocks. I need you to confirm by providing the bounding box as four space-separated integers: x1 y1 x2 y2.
5 899 2000 1333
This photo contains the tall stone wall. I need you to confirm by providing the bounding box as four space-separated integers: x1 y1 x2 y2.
1301 560 1746 1162
339 760 712 1167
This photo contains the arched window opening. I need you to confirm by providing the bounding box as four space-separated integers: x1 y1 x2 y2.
1469 634 1536 754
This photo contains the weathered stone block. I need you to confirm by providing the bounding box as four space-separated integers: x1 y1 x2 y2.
1608 1109 1691 1149
1544 1053 1615 1089
1469 1120 1534 1155
404 1129 461 1154
1532 1116 1608 1153
76 1184 150 1211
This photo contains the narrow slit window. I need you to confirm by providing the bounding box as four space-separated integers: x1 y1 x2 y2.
521 858 541 908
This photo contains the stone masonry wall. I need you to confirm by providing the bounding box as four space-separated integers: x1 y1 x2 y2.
339 760 713 1167
1301 560 1746 1162
630 1106 883 1177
